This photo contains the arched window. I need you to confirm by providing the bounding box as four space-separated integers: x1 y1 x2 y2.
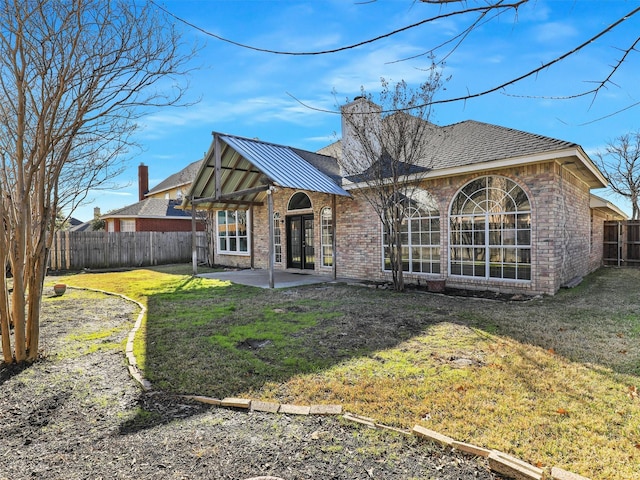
321 207 333 267
450 176 531 280
288 192 312 210
273 212 282 263
383 188 440 274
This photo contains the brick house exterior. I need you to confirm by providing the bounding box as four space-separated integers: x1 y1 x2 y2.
103 161 205 233
185 100 626 295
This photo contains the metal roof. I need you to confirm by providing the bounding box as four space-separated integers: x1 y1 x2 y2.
184 133 349 210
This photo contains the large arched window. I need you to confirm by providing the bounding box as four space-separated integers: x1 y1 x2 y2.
450 176 531 281
383 188 440 274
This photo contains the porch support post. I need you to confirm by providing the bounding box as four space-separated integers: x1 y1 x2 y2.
191 200 197 276
332 194 337 280
267 187 275 289
250 205 255 269
214 133 222 199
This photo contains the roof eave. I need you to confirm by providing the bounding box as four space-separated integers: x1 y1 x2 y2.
342 148 607 191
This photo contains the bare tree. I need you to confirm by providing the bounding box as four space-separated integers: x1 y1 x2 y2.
339 71 446 291
595 132 640 220
0 0 195 364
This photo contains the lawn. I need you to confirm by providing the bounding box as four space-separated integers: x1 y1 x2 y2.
59 266 640 480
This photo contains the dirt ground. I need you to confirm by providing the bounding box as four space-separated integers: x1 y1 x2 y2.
0 285 503 480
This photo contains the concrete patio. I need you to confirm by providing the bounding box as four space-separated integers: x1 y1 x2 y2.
197 269 341 289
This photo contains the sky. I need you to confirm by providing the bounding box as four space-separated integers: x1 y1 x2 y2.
75 0 640 221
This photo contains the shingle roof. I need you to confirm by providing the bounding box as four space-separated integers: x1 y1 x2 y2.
103 198 194 218
147 159 203 196
425 120 578 169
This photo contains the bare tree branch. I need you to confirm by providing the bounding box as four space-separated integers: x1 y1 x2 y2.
150 0 527 56
595 131 640 220
0 0 195 364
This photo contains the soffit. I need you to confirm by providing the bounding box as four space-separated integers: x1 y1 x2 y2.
185 133 349 210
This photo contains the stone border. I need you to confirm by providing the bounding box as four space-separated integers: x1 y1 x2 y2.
67 285 591 480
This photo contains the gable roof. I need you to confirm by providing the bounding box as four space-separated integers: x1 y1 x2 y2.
433 120 577 168
147 159 203 196
185 133 350 211
102 198 195 219
340 120 607 189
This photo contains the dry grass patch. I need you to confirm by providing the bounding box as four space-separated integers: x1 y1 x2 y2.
62 266 640 480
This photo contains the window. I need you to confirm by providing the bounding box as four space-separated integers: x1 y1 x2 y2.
450 176 531 281
321 207 333 267
288 192 312 210
217 210 249 254
273 212 282 263
120 219 136 232
383 189 440 274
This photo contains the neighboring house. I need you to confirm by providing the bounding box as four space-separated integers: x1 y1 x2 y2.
66 208 103 232
146 159 203 201
184 98 626 295
103 162 205 232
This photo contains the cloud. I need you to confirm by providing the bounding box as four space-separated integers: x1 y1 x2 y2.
531 21 579 44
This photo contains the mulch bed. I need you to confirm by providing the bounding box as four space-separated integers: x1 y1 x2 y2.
0 286 505 479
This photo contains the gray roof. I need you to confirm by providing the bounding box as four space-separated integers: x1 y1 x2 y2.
147 159 203 196
427 120 578 169
220 134 348 196
186 133 349 211
103 198 194 219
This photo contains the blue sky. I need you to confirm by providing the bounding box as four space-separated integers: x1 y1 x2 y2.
76 0 640 221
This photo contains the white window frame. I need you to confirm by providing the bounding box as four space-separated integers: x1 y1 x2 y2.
120 219 136 232
321 207 333 267
382 190 441 275
273 212 282 264
216 210 250 256
449 175 531 282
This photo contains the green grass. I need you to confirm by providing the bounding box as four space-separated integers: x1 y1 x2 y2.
62 265 640 480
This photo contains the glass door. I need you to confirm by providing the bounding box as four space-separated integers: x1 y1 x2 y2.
287 215 314 269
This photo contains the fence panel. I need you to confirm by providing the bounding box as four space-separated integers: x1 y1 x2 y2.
603 221 640 266
48 231 210 271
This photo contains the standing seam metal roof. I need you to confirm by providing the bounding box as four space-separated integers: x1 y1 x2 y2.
218 134 349 197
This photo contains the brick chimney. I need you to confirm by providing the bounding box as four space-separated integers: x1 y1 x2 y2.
340 97 382 176
138 163 149 201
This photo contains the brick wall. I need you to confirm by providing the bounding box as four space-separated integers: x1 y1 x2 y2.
137 218 205 232
212 161 599 295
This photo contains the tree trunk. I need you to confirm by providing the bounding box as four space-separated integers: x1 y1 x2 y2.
0 266 12 363
393 217 404 292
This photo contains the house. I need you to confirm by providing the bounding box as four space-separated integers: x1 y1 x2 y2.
183 98 626 295
103 161 205 233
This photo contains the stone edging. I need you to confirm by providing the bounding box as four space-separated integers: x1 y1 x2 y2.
67 285 591 480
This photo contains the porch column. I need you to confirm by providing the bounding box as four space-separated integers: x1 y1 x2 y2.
332 194 337 280
191 200 197 276
267 187 275 289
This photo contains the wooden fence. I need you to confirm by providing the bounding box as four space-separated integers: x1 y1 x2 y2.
48 231 210 271
603 221 640 266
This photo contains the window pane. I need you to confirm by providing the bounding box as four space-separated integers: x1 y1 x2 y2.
217 209 250 254
450 176 531 281
383 190 440 273
288 192 312 210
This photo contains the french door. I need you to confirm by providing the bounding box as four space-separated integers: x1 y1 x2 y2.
286 215 314 269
